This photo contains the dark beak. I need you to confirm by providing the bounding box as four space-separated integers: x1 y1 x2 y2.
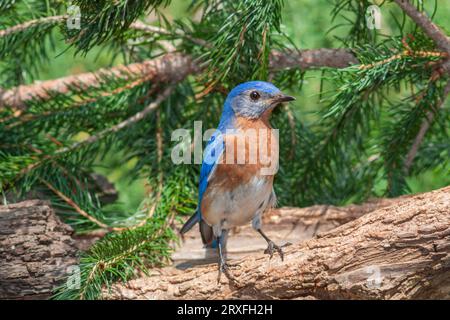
271 93 296 106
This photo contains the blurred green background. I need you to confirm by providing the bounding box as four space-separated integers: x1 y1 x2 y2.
33 0 450 214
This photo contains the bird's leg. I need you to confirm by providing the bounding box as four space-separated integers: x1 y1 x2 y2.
216 234 228 283
257 229 290 261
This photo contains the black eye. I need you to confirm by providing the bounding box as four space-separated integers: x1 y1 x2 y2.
250 91 260 101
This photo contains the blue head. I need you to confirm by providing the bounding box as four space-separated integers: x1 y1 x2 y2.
221 81 295 123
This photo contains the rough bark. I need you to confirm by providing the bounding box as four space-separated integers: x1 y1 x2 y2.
174 196 411 265
0 53 197 110
0 200 78 299
269 48 358 71
0 196 379 300
105 186 450 300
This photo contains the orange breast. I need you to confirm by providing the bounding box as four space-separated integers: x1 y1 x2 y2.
200 114 279 222
205 115 278 192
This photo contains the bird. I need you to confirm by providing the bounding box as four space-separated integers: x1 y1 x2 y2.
180 81 295 279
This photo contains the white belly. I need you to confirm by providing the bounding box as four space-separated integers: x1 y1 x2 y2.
204 176 273 229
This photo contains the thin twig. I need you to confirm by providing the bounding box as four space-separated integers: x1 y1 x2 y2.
131 21 209 47
0 15 66 37
404 80 450 173
40 178 111 230
394 0 450 73
358 50 447 70
393 0 450 54
55 86 174 154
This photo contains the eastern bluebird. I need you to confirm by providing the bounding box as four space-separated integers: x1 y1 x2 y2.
180 81 295 279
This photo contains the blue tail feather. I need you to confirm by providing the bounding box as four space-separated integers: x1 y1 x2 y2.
180 211 200 235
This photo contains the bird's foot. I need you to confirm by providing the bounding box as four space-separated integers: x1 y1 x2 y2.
264 241 292 261
217 258 230 283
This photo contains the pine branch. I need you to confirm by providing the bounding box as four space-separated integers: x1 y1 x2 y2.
56 87 174 154
269 48 358 70
130 21 209 47
0 16 200 48
40 178 110 230
53 165 194 300
382 79 447 196
293 40 448 203
394 0 450 73
54 216 175 300
0 15 64 38
404 80 450 172
0 49 358 109
393 0 450 54
1 86 174 189
0 53 196 110
64 0 170 54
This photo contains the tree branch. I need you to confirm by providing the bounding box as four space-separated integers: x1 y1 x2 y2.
130 21 209 47
269 48 358 70
394 0 450 54
404 80 450 172
176 195 414 263
4 87 174 188
392 1 450 171
0 15 359 110
2 4 450 110
55 86 174 155
0 49 357 110
394 0 450 73
0 200 78 299
105 186 450 300
0 53 196 110
0 15 65 38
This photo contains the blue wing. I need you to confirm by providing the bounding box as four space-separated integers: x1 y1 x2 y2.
179 130 224 235
198 130 225 211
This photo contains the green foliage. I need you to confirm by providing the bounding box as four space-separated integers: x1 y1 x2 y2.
0 0 449 299
53 217 175 300
330 0 380 45
293 36 446 204
193 0 285 87
381 81 445 196
64 0 171 54
0 1 63 86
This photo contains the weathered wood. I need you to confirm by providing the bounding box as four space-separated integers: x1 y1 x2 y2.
105 186 450 300
0 200 78 299
174 196 410 266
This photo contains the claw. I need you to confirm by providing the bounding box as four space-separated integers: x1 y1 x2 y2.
217 258 229 283
263 241 292 261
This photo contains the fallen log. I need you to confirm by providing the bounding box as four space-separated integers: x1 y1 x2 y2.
174 196 411 266
105 186 450 300
0 200 78 299
0 195 387 299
